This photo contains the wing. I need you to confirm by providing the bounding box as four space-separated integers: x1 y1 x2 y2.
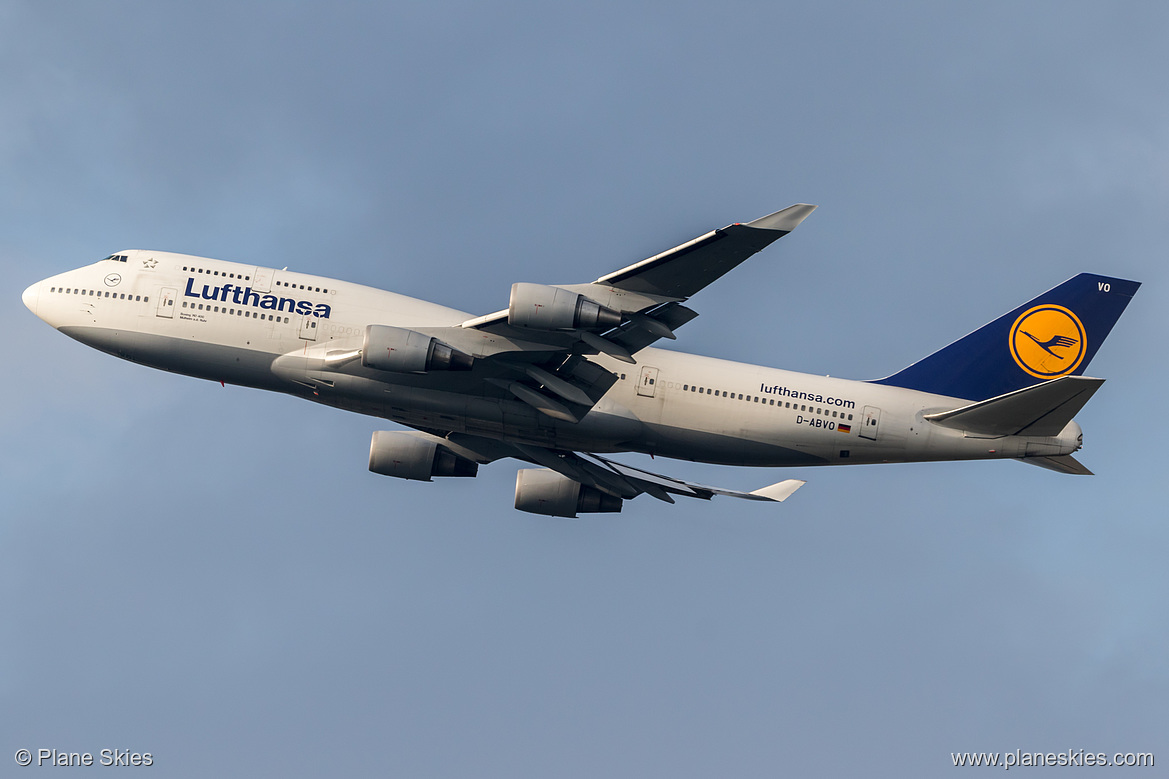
458 202 817 347
402 204 817 421
406 429 806 517
590 202 818 298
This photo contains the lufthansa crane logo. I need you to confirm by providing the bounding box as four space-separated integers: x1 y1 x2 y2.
1008 304 1086 379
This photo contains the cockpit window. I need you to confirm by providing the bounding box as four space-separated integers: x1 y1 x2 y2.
101 254 129 262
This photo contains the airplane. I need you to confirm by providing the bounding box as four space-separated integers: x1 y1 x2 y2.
22 204 1140 517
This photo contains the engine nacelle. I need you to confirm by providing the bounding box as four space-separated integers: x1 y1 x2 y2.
362 325 473 373
508 283 622 331
369 431 479 481
513 468 623 517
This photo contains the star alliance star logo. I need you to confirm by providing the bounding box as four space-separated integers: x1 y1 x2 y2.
142 257 157 269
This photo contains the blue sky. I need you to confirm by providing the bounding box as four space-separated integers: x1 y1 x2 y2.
3 2 1167 776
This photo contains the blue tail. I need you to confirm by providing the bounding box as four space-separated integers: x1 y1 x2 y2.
871 273 1140 401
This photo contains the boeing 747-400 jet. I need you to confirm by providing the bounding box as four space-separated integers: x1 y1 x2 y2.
23 205 1140 516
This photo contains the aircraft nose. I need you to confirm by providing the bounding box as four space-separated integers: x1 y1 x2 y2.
22 281 39 315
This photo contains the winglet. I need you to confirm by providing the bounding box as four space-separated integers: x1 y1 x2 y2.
745 203 817 232
749 479 806 502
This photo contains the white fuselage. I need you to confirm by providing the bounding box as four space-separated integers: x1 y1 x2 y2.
22 250 1082 469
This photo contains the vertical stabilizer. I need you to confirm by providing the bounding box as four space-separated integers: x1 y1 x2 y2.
871 273 1139 401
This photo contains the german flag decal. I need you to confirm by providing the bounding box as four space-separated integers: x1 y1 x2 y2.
838 424 851 433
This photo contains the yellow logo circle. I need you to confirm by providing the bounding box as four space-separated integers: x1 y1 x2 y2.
1008 304 1086 379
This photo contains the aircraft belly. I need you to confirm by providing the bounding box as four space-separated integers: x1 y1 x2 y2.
59 326 283 390
641 422 829 466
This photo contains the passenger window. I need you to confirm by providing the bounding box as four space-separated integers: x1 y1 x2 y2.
683 384 688 391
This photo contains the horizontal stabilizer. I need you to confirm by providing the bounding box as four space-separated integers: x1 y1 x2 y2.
924 375 1104 437
1021 454 1094 475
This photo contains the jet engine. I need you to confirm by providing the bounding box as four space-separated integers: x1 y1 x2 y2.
362 325 473 373
513 468 623 517
508 283 622 331
368 431 479 481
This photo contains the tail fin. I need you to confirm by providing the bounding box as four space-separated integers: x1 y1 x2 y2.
872 273 1140 400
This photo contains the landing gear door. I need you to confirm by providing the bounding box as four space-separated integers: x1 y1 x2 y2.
156 287 177 318
636 366 659 398
298 315 318 341
859 405 881 440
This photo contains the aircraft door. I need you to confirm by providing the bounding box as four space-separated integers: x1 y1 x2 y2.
859 405 881 440
156 287 177 318
637 366 659 398
298 314 318 341
251 267 273 293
